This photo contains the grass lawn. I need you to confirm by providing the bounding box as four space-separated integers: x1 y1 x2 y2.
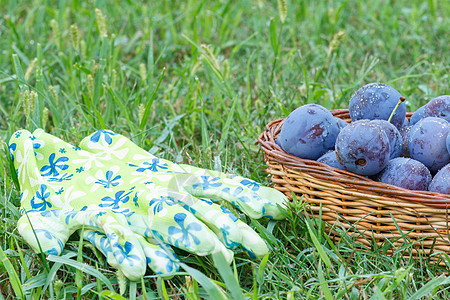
0 0 449 298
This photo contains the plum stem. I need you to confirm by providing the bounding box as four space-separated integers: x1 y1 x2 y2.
387 96 406 123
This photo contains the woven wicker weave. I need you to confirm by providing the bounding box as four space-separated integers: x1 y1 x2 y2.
258 109 450 255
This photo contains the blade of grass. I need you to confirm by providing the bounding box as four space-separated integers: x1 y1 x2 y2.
0 246 24 298
178 261 227 300
303 208 332 268
211 252 245 300
47 255 114 291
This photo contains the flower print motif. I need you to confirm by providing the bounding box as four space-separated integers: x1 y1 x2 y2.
85 231 112 254
59 148 66 154
32 138 45 161
168 213 202 249
192 176 222 191
87 136 129 160
151 230 166 243
220 206 239 222
99 190 132 209
39 210 60 218
180 203 197 215
8 143 16 161
129 158 168 173
14 139 37 185
64 207 87 225
15 131 22 138
221 186 250 203
114 241 141 265
72 146 81 151
155 250 178 273
76 167 84 173
240 179 261 192
90 129 117 145
95 170 122 190
199 198 214 206
128 170 155 186
149 196 176 215
34 229 64 255
86 166 122 192
133 192 140 207
49 185 86 210
40 153 69 177
72 150 107 170
47 173 73 182
111 207 134 218
220 225 240 249
30 184 52 211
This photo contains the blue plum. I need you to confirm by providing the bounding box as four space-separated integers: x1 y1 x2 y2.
399 125 412 157
335 117 349 131
428 163 450 194
400 117 409 128
335 120 390 176
423 95 450 123
370 120 403 159
317 150 345 170
278 104 340 160
375 157 432 191
410 105 425 125
349 83 406 129
447 134 450 155
408 117 450 173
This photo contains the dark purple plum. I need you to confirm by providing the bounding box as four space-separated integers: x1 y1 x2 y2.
410 105 425 125
375 157 432 191
423 95 450 123
317 150 345 170
370 120 403 159
278 104 340 160
408 117 450 173
349 83 406 129
428 163 450 194
399 125 412 157
335 120 390 176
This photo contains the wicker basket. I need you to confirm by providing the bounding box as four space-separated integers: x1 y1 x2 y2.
258 109 450 256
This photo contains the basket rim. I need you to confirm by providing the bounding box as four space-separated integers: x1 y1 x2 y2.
257 109 450 208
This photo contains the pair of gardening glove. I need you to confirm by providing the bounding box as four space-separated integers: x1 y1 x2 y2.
8 129 287 280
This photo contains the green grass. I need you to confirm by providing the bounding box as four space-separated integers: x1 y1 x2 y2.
0 0 449 298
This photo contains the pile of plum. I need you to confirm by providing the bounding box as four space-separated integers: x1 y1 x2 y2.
276 83 450 195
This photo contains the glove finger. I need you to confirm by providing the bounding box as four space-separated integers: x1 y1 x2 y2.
228 175 288 220
181 197 269 258
136 192 234 263
16 210 69 256
83 230 180 276
136 235 180 275
83 229 119 267
156 173 265 219
121 213 181 275
70 210 147 281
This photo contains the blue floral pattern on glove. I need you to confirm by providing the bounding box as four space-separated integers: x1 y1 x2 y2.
40 153 69 177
